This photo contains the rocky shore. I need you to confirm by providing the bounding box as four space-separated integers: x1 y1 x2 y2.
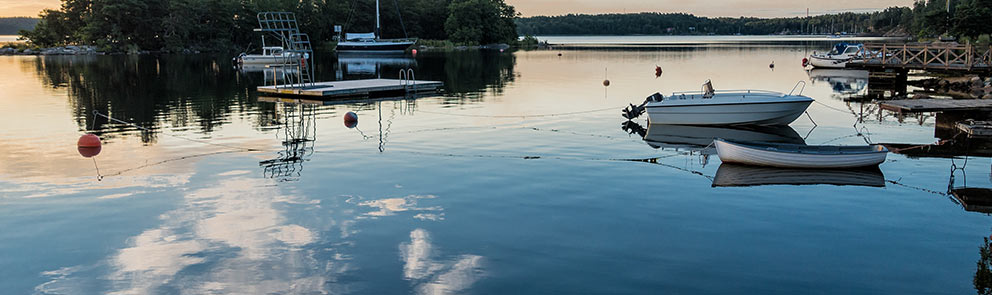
0 45 101 55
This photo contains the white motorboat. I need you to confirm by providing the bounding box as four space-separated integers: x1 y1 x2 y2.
714 138 888 168
639 80 814 125
236 46 300 65
808 43 863 68
335 0 416 53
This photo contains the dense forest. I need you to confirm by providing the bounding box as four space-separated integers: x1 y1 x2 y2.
0 17 39 35
517 0 991 41
19 0 519 51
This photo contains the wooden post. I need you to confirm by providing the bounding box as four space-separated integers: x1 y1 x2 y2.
923 44 928 69
902 44 907 65
944 45 950 69
882 44 888 64
967 44 973 70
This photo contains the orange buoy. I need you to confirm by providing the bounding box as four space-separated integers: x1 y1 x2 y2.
412 49 418 56
78 134 101 148
344 111 358 128
78 146 102 158
603 79 611 87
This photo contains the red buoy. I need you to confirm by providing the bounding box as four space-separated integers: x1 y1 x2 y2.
78 146 102 158
344 112 358 128
78 134 101 148
77 134 102 158
655 65 663 77
412 49 418 56
802 57 809 67
603 80 611 87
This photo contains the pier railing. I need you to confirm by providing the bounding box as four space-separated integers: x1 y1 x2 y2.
853 43 992 71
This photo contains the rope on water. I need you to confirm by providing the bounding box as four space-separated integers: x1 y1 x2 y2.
92 111 266 152
415 106 623 118
812 100 854 114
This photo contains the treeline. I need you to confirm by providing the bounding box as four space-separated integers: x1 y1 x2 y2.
517 0 992 40
0 17 39 35
21 0 518 52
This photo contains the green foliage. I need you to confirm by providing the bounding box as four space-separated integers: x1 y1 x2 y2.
445 0 517 45
518 35 539 48
19 0 506 52
976 237 992 295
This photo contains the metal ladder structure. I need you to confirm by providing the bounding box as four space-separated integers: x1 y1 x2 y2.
255 12 315 88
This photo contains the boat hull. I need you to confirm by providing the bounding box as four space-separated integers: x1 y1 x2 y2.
336 41 414 52
714 140 888 168
808 55 850 68
238 55 300 65
646 100 812 125
643 124 805 154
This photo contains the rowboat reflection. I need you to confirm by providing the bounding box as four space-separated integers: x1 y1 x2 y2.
712 163 886 187
642 123 805 154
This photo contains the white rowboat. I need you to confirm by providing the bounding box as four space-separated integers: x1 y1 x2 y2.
714 139 888 168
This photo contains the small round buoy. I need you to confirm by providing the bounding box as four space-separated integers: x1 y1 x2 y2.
411 49 418 56
78 146 102 158
344 112 358 128
769 61 775 69
603 79 611 87
655 65 663 77
557 52 562 57
801 57 809 67
78 134 101 148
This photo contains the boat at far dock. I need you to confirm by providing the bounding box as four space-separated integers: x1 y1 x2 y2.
808 42 864 68
335 0 416 52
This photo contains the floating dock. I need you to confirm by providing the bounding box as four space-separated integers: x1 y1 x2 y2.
879 99 992 113
257 79 443 98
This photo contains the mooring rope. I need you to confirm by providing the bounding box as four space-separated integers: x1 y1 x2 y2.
92 111 265 152
415 105 623 118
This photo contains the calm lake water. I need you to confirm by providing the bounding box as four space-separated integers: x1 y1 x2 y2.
1 38 990 294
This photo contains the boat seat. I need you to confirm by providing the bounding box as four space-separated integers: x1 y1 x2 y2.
702 80 715 98
648 92 664 102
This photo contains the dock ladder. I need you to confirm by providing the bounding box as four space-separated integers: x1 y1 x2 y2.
256 12 315 89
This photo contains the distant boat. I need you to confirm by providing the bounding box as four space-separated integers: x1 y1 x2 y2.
336 0 416 52
714 138 888 168
808 43 863 68
639 80 813 125
712 163 885 187
236 46 300 65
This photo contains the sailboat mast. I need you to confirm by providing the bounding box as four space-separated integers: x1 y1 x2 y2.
375 0 381 39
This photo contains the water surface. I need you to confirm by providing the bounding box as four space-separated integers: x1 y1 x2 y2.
1 40 989 294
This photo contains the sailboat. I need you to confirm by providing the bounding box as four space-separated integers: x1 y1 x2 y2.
336 0 416 52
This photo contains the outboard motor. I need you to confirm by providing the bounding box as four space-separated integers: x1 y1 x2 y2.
622 93 661 120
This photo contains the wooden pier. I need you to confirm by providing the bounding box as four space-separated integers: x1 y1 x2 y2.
849 43 992 72
879 99 992 113
257 78 443 98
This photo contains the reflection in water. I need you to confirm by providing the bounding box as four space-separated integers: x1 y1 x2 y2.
807 69 868 96
976 234 992 294
712 163 885 187
947 159 992 214
336 53 417 79
258 102 317 182
400 229 484 295
640 123 805 154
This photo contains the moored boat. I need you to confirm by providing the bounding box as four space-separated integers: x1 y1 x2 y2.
808 43 863 68
714 138 888 168
636 80 813 125
335 0 416 53
236 46 300 65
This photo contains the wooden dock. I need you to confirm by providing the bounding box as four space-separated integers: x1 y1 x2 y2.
879 99 992 113
257 79 443 98
849 43 992 72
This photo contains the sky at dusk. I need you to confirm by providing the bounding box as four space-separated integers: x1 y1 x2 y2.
0 0 915 18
